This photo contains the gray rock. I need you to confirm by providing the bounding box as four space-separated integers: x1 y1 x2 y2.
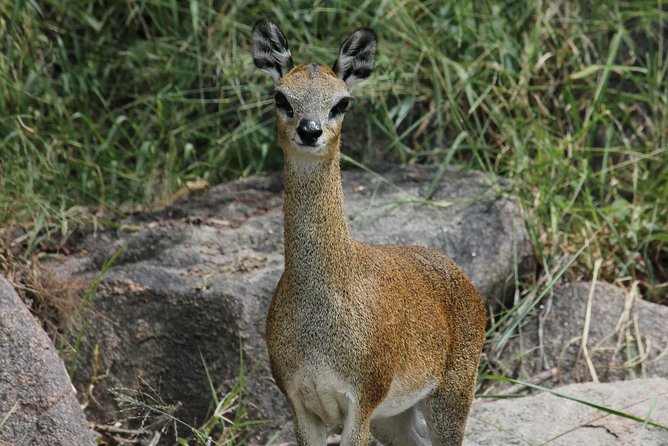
465 378 668 445
46 165 532 437
501 281 668 385
0 276 96 446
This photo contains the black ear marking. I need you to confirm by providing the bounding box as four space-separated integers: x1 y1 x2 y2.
252 19 294 81
332 28 377 87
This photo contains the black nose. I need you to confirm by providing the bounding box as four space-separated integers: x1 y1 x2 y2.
297 119 323 145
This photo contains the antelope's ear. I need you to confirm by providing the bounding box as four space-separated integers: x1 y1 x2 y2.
332 28 376 87
252 20 294 81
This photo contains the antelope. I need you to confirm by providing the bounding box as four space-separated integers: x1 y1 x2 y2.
252 19 486 446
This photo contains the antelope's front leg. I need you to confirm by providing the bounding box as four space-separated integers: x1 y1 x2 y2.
340 403 373 446
289 397 327 446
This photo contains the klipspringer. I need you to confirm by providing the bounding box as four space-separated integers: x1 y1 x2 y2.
253 19 486 446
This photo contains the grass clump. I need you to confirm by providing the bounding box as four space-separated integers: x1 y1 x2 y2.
1 0 274 217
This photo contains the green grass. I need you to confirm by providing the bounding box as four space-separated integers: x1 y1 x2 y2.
2 0 665 291
1 0 667 441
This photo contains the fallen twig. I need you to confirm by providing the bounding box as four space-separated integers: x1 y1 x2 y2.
581 259 602 383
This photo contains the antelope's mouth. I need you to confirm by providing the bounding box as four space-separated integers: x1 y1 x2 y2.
291 139 326 155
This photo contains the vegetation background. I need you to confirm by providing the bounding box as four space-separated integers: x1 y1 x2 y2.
0 0 666 443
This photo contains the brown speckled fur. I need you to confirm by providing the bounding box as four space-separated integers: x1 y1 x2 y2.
253 19 486 446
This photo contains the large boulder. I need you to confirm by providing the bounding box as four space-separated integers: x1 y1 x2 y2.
501 281 668 385
466 378 668 445
0 276 96 446
46 165 533 437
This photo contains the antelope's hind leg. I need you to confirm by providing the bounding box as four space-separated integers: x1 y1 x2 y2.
370 403 430 446
421 367 478 446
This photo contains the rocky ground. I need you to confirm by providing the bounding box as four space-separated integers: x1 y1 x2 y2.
465 378 668 445
0 277 95 446
2 166 666 445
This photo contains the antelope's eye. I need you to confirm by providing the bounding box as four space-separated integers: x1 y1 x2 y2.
329 97 350 119
274 91 294 118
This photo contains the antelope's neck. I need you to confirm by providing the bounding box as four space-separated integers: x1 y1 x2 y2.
282 153 356 287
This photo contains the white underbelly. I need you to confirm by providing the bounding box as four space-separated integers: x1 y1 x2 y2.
372 377 435 419
287 367 435 423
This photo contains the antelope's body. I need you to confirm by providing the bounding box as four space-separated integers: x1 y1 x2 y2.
252 20 486 446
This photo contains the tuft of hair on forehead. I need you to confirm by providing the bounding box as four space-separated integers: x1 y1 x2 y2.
303 63 339 79
252 19 294 81
332 28 377 87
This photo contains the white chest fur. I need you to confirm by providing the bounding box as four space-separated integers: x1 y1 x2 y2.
286 366 352 424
